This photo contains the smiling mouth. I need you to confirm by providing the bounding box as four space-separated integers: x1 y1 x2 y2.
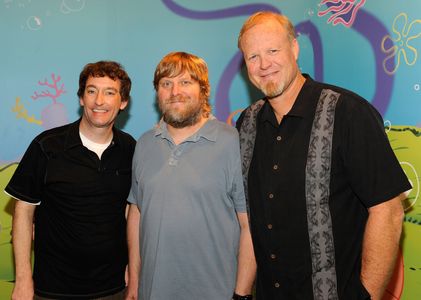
167 99 186 104
261 71 278 78
93 108 108 113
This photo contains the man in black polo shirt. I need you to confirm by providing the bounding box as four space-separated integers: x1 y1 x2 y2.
236 11 411 300
5 61 136 299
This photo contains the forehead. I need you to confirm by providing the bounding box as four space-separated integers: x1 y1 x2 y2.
241 20 289 49
159 71 195 81
86 76 121 89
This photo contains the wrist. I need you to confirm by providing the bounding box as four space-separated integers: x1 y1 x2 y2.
232 292 253 300
14 273 33 283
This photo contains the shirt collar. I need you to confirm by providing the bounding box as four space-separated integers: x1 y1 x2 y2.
64 119 83 150
154 115 218 143
64 118 121 150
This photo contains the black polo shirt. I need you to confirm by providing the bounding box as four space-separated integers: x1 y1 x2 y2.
237 75 411 299
5 120 136 299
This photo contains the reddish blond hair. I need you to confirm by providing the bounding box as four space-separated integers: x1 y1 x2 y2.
238 11 296 51
154 52 211 117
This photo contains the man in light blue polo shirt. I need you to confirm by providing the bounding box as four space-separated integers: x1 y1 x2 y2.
126 52 256 300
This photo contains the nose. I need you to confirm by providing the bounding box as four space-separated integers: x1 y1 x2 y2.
170 83 181 96
260 55 271 70
95 92 105 105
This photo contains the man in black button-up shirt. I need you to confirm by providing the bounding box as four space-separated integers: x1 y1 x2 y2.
5 61 136 300
236 11 411 300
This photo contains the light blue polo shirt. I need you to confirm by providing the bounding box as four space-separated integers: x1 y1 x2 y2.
128 118 247 300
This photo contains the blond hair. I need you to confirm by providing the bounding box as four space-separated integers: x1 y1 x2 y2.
238 11 296 51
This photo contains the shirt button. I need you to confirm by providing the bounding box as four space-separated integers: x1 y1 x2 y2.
267 224 273 229
273 164 278 170
268 193 274 199
276 135 282 141
274 282 280 288
270 254 276 259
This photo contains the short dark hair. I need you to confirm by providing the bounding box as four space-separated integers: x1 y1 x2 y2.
77 61 132 102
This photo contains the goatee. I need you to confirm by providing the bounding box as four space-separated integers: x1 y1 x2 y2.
263 81 285 99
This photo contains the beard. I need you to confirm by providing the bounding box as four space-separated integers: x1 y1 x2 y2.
159 95 203 128
261 80 285 99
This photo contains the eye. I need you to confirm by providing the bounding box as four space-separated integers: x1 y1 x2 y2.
268 49 279 55
247 54 257 62
159 80 172 88
86 88 97 95
104 90 117 96
181 80 191 86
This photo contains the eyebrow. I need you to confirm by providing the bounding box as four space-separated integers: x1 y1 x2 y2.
86 85 119 92
161 75 193 81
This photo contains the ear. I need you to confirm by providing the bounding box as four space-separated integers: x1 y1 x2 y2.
292 38 300 61
120 100 128 110
79 98 85 107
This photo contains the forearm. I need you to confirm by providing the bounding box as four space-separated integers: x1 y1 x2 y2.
12 201 35 282
11 200 36 300
235 213 256 296
361 195 404 300
126 204 141 298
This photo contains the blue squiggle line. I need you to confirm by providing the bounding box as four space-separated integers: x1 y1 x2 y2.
296 21 324 81
162 0 279 19
324 2 393 115
162 0 323 121
215 52 244 121
353 10 393 115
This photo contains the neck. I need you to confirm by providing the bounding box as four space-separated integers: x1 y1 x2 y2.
167 115 209 145
268 73 306 123
79 119 114 144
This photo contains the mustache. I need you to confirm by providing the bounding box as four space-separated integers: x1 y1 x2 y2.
165 96 188 103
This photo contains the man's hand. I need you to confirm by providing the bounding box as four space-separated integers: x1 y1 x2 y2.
12 277 34 300
125 282 138 300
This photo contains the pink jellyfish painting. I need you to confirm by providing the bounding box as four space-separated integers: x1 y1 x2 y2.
318 0 366 27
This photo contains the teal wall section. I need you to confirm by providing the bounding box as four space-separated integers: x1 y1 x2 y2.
1 1 420 298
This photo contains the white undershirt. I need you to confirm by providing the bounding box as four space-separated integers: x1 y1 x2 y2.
79 131 112 159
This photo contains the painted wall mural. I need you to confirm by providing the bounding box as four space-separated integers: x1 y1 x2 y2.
317 0 366 27
0 0 420 299
381 12 421 76
12 73 68 129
